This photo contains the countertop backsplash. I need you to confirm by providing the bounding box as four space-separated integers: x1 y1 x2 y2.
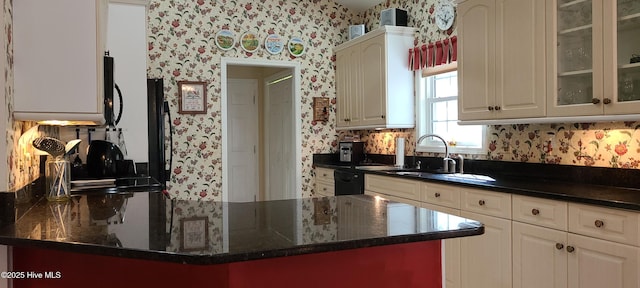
338 121 640 170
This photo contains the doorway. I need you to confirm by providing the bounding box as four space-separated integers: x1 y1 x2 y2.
221 58 302 202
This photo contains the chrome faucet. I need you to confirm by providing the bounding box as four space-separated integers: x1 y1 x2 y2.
415 134 456 173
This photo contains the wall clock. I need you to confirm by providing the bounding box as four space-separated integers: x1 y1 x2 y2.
435 0 455 31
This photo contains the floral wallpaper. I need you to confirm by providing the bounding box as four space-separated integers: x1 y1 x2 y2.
147 0 360 200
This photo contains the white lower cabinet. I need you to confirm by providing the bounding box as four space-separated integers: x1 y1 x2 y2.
314 168 334 197
513 195 640 288
512 222 567 288
460 210 513 288
567 233 639 288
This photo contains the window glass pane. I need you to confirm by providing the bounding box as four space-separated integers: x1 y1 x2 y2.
433 72 457 98
433 101 449 121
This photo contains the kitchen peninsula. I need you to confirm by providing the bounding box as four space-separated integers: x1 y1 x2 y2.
0 190 482 288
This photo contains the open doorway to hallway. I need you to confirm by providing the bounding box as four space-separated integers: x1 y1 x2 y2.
221 58 302 202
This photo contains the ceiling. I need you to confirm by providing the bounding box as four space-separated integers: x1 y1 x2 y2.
334 0 383 12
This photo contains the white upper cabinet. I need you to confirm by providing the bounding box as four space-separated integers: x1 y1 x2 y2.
13 0 108 124
458 0 546 122
335 26 415 130
547 0 640 117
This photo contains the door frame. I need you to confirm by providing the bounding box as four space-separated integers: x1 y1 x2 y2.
220 57 302 202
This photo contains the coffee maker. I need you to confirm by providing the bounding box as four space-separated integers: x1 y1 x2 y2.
339 141 365 164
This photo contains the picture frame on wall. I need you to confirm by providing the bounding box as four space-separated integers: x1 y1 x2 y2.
178 81 207 114
180 216 209 252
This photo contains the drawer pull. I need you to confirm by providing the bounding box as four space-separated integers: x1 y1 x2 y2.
555 243 564 250
531 208 540 216
322 188 327 191
434 192 441 198
595 220 604 228
566 246 575 253
323 173 327 177
478 200 486 206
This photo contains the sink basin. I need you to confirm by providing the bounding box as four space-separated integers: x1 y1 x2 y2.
443 173 496 182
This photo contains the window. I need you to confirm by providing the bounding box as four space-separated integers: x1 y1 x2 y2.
416 70 486 154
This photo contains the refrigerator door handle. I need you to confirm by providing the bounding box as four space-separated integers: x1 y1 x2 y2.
164 100 173 180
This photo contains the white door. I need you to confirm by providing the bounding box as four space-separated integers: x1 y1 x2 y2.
512 222 567 288
265 72 294 200
227 79 258 202
568 233 639 288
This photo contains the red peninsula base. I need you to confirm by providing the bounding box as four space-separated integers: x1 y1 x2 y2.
13 240 441 288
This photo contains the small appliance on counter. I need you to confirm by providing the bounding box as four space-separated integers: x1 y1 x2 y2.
339 141 365 164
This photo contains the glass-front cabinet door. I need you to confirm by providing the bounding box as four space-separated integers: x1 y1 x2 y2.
548 0 640 116
548 0 602 116
608 0 640 114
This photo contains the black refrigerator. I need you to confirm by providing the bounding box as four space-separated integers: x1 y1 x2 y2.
147 78 172 187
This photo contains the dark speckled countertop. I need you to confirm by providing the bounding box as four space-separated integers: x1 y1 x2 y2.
0 192 482 265
314 154 640 211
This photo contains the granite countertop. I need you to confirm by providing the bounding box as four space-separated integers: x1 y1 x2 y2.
0 192 483 265
314 158 640 211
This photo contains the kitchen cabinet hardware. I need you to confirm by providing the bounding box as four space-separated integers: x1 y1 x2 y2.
478 200 486 206
592 98 600 104
435 192 441 198
494 106 501 111
531 208 540 216
566 246 575 253
603 98 611 105
594 220 604 228
556 243 564 250
488 106 494 111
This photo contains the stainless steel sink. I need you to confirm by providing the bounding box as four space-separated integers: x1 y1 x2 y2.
443 173 496 182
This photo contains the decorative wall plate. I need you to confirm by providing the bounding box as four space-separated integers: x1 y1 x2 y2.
264 34 284 55
288 37 306 57
215 30 235 51
240 31 260 53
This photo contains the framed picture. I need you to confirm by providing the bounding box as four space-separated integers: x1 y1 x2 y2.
178 81 207 114
180 217 209 252
312 97 329 122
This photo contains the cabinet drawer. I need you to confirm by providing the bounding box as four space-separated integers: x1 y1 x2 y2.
315 167 334 182
568 203 639 246
421 182 461 209
365 175 420 201
461 188 511 219
512 195 567 231
365 190 421 207
315 181 334 197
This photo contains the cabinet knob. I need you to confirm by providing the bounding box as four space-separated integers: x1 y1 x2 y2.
478 200 486 206
594 219 604 228
592 98 600 104
381 115 385 119
322 188 327 191
556 243 564 250
603 98 612 104
494 106 501 111
566 246 575 253
488 106 494 111
531 208 540 216
323 173 327 177
434 192 441 198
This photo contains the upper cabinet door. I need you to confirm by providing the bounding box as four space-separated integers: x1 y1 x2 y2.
495 0 546 119
603 0 640 114
13 0 107 123
458 0 496 121
360 34 386 126
547 0 603 116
